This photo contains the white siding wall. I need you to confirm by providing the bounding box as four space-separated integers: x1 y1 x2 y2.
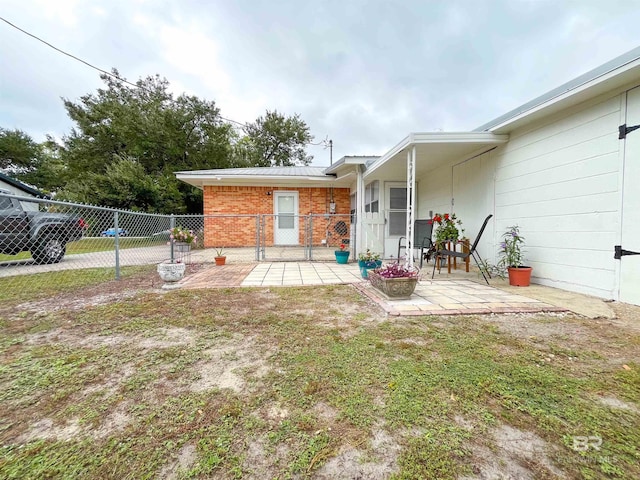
416 151 497 263
451 151 496 262
493 92 623 298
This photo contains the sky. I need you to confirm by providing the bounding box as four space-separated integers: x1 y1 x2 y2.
2 0 640 167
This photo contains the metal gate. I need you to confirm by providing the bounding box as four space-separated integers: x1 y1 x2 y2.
257 214 354 262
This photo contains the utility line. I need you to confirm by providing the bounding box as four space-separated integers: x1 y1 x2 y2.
0 16 246 127
0 15 332 149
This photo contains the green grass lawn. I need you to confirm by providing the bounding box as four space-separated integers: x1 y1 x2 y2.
0 237 167 262
0 270 638 479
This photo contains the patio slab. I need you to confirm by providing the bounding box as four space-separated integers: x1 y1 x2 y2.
178 261 615 318
353 278 566 316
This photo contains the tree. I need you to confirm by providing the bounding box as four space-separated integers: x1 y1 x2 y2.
242 110 313 166
58 70 237 212
0 129 65 194
0 128 41 172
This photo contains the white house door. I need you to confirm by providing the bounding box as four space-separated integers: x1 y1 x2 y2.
384 182 407 258
274 191 299 245
619 87 640 305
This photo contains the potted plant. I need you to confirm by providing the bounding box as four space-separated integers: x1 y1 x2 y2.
335 243 350 264
498 225 532 286
214 246 226 266
368 263 420 299
358 249 382 278
170 226 197 253
432 213 464 249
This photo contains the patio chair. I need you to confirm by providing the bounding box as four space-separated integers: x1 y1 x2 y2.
397 219 434 268
431 214 493 284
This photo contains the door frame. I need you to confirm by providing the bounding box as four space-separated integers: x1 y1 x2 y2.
384 181 408 258
273 191 299 245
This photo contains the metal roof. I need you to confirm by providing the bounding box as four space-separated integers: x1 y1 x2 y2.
475 46 640 132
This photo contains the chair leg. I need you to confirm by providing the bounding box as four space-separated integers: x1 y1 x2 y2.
471 252 490 285
431 255 438 279
472 251 491 279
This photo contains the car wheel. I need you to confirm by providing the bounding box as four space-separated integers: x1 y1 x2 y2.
31 235 66 264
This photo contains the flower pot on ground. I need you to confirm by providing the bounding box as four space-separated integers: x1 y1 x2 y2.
335 243 350 264
368 263 419 299
508 266 533 286
481 225 534 286
214 247 226 266
157 261 186 289
358 249 382 277
360 261 382 278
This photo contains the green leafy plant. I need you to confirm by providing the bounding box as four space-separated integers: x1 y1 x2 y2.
214 246 226 257
432 213 464 248
478 225 527 279
358 249 381 262
498 225 526 268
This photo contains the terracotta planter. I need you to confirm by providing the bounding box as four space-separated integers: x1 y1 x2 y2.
215 256 226 266
508 266 532 286
368 271 418 299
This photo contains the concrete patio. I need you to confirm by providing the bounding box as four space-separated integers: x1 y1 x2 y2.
179 261 614 318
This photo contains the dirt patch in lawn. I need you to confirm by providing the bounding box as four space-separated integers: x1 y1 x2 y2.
2 282 639 479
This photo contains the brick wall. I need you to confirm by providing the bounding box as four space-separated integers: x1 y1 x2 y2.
203 185 351 247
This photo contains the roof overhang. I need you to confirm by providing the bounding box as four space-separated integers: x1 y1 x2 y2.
364 132 509 179
176 172 354 189
324 156 379 175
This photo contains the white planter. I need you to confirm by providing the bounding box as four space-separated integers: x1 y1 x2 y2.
157 262 186 286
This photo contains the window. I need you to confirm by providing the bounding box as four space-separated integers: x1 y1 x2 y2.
364 181 379 213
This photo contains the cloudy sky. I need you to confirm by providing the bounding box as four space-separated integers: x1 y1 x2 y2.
2 0 640 166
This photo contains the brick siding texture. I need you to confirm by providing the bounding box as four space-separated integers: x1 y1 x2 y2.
203 186 351 247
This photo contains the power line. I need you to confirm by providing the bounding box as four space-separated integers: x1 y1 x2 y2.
0 16 333 149
0 16 247 127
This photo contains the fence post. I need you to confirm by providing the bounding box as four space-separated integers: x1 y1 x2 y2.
308 215 313 261
261 215 266 261
170 214 175 263
255 215 260 261
113 211 120 280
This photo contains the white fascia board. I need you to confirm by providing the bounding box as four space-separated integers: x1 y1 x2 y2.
324 156 377 175
364 132 508 176
175 173 347 188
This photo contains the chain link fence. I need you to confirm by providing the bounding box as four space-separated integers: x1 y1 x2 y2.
0 192 355 293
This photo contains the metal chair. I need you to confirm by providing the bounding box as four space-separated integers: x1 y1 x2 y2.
397 219 434 268
431 214 493 284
